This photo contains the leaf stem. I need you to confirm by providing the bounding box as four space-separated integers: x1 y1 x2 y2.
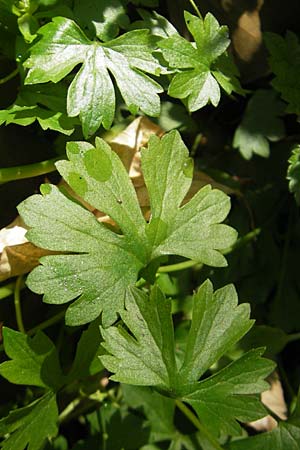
58 397 81 423
158 259 201 273
14 275 25 333
0 157 60 183
223 227 261 254
188 0 202 19
0 310 66 354
0 67 19 85
158 228 260 273
0 281 16 300
27 310 66 336
274 205 294 307
287 332 300 343
175 400 223 450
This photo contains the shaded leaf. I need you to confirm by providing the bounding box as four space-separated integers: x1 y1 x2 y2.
100 281 275 436
0 327 63 390
122 382 176 442
0 392 58 450
264 31 300 115
233 89 285 159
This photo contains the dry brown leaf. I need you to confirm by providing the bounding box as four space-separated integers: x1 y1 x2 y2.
0 216 27 253
248 371 287 432
0 217 54 282
0 242 54 282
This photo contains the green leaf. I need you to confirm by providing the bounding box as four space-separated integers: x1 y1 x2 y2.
24 17 163 137
264 31 300 115
130 9 177 38
82 403 150 450
0 83 78 135
122 385 176 442
0 327 63 391
233 90 285 160
100 281 275 436
287 144 300 205
18 130 237 326
0 392 58 450
228 422 300 449
73 0 129 41
159 12 243 110
67 318 104 381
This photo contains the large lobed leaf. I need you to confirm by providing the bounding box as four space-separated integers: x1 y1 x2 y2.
159 12 244 111
18 130 237 326
0 392 58 450
100 280 275 436
24 16 163 137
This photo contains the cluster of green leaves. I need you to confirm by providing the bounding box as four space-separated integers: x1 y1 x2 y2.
0 321 103 449
0 0 244 137
1 0 300 449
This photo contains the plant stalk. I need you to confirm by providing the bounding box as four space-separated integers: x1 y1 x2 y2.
175 400 223 450
14 275 25 333
0 67 19 85
188 0 202 18
0 157 60 183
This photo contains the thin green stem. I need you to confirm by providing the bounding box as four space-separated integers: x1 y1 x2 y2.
158 259 201 273
0 157 60 183
223 227 261 255
58 398 81 423
175 400 223 450
274 205 294 307
0 282 15 300
0 310 65 354
287 332 300 343
14 276 25 333
188 0 202 18
27 310 66 336
0 67 19 85
158 228 260 274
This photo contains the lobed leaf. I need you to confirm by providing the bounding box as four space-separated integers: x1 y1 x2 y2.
100 281 275 436
24 17 163 137
264 31 300 115
0 327 63 390
0 392 58 450
159 12 244 111
233 89 285 160
19 130 237 326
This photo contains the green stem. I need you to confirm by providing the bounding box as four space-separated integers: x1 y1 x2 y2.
0 67 19 85
274 206 294 307
0 310 66 354
0 157 60 183
0 282 15 300
287 332 300 343
58 398 81 423
14 276 25 333
27 310 66 336
158 259 200 273
158 229 260 274
223 227 261 255
175 400 223 450
188 0 202 18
